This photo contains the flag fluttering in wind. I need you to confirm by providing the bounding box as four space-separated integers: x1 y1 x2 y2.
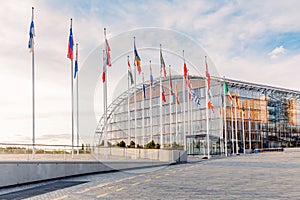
224 82 232 101
67 19 74 61
28 8 35 53
134 38 141 74
205 56 211 92
169 65 174 95
102 50 106 83
127 56 134 85
142 73 146 100
183 60 188 79
74 44 78 79
162 86 166 103
191 90 201 107
175 84 180 105
105 37 112 67
150 61 154 87
235 95 240 110
208 101 215 113
160 47 167 79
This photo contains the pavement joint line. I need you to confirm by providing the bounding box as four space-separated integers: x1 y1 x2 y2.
108 186 115 189
144 179 151 182
116 187 126 191
131 182 141 186
138 174 145 177
155 176 161 178
75 188 91 194
96 193 109 198
172 171 176 173
91 182 110 189
52 195 68 200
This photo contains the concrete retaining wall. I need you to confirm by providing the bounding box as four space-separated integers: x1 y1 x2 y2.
0 160 170 188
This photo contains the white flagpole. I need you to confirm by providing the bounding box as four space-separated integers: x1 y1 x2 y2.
103 29 108 158
242 108 246 154
234 96 238 155
182 50 186 151
205 67 210 159
76 43 79 155
127 56 131 146
175 84 178 144
70 19 74 159
160 45 163 149
187 79 190 137
30 7 36 159
223 81 228 157
248 106 252 151
231 102 234 154
142 72 145 147
134 37 137 148
169 65 172 147
190 82 193 136
149 60 153 142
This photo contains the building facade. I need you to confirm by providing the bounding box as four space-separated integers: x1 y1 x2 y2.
94 76 300 156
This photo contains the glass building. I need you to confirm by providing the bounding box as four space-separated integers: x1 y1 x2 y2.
94 76 300 156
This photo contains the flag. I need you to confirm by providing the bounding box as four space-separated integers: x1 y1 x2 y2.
150 62 154 87
102 51 106 83
208 101 214 113
175 84 180 105
169 66 174 95
235 96 240 110
162 86 166 103
224 82 232 101
205 57 211 91
191 90 201 107
142 73 146 100
160 48 167 79
74 45 78 79
186 75 192 99
102 68 106 83
134 39 141 74
183 60 188 79
28 14 35 52
127 56 134 85
105 38 112 67
67 20 74 61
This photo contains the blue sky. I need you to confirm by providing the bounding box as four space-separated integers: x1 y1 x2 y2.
0 0 300 145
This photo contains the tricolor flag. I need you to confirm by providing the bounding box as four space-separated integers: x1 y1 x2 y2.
102 50 106 83
134 39 141 74
74 44 78 79
149 61 154 87
105 38 112 67
127 56 134 85
205 56 211 92
160 48 167 79
28 8 35 53
162 86 166 103
224 82 232 101
67 19 74 61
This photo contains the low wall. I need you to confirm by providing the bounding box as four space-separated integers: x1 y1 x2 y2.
284 148 300 153
0 160 170 188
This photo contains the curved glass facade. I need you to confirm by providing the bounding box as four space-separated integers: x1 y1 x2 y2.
95 76 300 155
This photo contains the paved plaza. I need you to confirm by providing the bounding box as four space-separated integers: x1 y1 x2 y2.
1 152 300 199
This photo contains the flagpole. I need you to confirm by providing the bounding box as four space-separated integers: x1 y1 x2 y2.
134 37 137 148
190 82 193 137
235 95 238 155
142 72 145 147
30 7 36 159
149 60 153 142
76 43 79 155
242 108 246 154
175 84 178 144
231 102 234 154
205 64 210 159
103 48 108 157
182 50 186 151
70 18 74 158
248 106 252 152
160 44 163 149
169 65 172 147
127 56 131 146
223 80 228 157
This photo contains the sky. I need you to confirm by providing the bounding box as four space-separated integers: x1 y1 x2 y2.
1 0 300 146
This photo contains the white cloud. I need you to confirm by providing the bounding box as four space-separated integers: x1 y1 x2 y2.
268 46 286 59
